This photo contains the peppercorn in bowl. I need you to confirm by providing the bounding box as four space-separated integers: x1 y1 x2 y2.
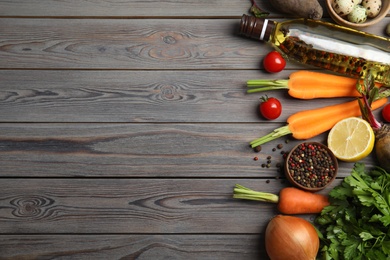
285 142 338 192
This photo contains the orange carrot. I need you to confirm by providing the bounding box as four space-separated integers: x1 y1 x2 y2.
277 188 329 214
247 70 382 99
250 97 388 148
233 185 329 214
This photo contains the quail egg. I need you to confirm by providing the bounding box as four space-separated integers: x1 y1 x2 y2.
332 0 357 15
362 0 382 18
347 4 368 23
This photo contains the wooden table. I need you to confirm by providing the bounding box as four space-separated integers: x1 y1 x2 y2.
0 1 388 259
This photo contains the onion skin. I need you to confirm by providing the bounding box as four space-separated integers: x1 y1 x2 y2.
375 124 390 172
265 215 319 260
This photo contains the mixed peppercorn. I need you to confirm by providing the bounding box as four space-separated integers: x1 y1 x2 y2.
287 143 337 188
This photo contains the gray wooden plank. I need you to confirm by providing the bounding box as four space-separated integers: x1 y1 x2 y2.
0 18 265 69
1 69 383 123
0 18 388 69
0 178 337 234
0 234 266 259
0 123 374 178
0 69 272 123
0 0 317 18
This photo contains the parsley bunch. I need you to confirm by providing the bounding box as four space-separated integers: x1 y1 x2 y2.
315 163 390 259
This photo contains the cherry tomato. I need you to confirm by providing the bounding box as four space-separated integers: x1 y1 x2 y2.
382 103 390 122
263 51 286 73
259 96 282 120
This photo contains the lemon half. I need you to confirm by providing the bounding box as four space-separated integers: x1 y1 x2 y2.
327 117 374 162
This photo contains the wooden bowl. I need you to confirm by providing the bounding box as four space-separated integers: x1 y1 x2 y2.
284 142 338 192
326 0 390 29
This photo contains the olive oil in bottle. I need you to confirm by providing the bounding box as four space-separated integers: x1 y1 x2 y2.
239 14 390 85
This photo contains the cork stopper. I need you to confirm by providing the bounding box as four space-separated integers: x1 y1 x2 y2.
239 14 275 42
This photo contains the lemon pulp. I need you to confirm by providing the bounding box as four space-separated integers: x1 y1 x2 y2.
327 117 375 162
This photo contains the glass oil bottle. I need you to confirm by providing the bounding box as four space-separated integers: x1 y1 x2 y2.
239 14 390 85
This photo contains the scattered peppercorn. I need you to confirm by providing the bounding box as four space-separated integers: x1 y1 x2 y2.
266 180 270 183
254 156 258 161
254 145 262 153
277 143 283 149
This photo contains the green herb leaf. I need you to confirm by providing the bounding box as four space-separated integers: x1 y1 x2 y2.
316 163 390 259
343 239 360 259
329 182 353 200
382 241 390 254
359 231 374 241
379 215 390 226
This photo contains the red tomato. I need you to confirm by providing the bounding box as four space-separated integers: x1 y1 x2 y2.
259 96 282 120
382 103 390 122
263 51 286 73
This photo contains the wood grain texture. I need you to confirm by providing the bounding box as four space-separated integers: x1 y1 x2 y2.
0 123 376 178
1 0 389 259
0 178 338 234
0 18 260 69
0 0 310 18
1 69 369 123
0 18 388 69
0 234 265 260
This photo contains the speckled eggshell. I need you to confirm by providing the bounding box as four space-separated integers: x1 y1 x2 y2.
347 4 368 22
332 0 357 15
362 0 382 17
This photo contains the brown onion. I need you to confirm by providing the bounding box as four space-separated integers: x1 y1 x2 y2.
265 215 319 260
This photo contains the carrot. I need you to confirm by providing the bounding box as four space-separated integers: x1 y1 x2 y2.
233 185 329 214
247 70 382 99
250 97 388 148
